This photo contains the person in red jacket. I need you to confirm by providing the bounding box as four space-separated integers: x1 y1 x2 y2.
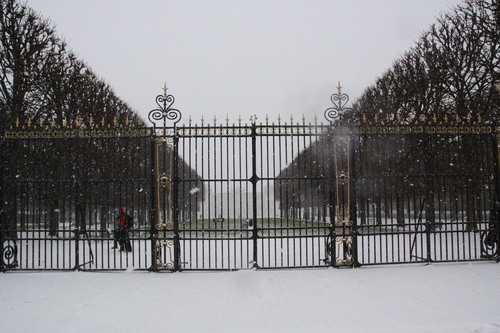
118 207 132 252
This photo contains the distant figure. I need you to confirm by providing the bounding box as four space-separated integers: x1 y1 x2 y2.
117 207 133 252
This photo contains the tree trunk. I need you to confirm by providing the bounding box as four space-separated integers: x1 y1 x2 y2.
375 198 382 225
396 196 405 227
359 197 366 226
465 188 477 231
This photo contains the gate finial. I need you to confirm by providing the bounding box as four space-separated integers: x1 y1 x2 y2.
324 82 352 124
148 84 182 131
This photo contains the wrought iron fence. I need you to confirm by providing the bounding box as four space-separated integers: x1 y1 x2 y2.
0 88 498 271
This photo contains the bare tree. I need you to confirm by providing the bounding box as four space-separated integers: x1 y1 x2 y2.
0 0 58 126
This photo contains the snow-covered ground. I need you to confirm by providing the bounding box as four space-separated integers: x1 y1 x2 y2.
1 262 499 333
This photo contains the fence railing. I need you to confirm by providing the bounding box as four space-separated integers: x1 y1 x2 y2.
1 90 498 271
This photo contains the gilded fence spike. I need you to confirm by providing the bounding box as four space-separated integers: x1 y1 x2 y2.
265 114 269 123
238 115 242 124
433 114 437 124
188 116 192 125
75 118 81 127
444 114 449 123
290 115 294 123
277 114 281 123
397 114 402 123
39 118 43 128
374 114 379 123
201 116 205 124
362 114 367 123
89 117 94 127
455 114 460 123
213 116 217 124
27 118 32 128
302 114 306 123
125 116 130 126
467 113 471 123
386 114 390 123
113 117 118 126
225 115 230 124
478 114 482 123
15 117 20 128
51 118 56 127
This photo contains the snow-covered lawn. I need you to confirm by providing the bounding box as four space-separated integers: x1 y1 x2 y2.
1 262 499 333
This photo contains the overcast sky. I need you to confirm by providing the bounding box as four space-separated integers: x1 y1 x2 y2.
27 0 462 125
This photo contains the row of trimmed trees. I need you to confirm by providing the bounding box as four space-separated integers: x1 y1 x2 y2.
276 0 499 229
347 0 498 123
0 0 203 236
0 0 144 236
0 0 142 127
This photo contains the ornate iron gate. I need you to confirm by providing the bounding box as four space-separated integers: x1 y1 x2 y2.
145 87 359 270
1 87 498 271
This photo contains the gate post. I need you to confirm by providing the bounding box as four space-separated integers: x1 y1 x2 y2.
492 127 500 261
324 83 358 267
0 131 5 272
148 86 182 272
150 133 158 271
349 124 360 267
326 124 336 267
422 126 433 265
73 135 82 270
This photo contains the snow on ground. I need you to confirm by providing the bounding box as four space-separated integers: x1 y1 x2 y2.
1 262 499 333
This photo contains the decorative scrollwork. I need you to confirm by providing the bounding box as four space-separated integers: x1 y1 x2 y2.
2 240 18 269
324 82 352 124
481 229 498 258
156 239 175 269
148 90 182 130
335 236 354 266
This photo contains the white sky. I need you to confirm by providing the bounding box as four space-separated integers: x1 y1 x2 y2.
26 0 463 125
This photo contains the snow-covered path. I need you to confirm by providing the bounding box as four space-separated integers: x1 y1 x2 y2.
1 262 499 333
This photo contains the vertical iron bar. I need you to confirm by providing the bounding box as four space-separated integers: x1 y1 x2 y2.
150 134 158 271
251 122 258 268
214 124 218 269
207 125 211 269
173 134 180 271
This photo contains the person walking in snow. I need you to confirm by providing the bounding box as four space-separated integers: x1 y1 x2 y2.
117 207 133 252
